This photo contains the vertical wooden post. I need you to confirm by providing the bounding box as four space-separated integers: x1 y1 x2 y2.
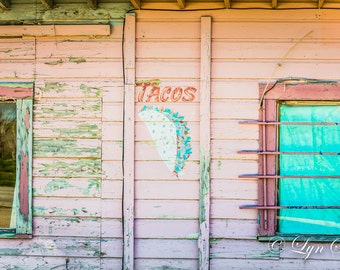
198 16 212 270
123 13 136 270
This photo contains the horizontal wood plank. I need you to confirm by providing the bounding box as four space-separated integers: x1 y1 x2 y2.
135 181 199 200
33 177 100 197
36 81 115 99
102 141 122 161
33 158 101 178
33 217 100 237
0 256 100 270
0 61 34 79
0 40 35 60
135 200 199 219
101 180 122 199
137 41 200 59
211 139 258 160
0 237 100 257
33 120 101 139
34 139 101 158
33 197 101 217
211 179 257 200
211 80 259 100
34 99 101 119
212 120 259 140
210 219 257 239
211 199 257 219
212 60 340 80
0 25 110 37
36 40 121 59
135 239 198 259
135 258 198 269
211 159 258 179
211 100 259 120
101 219 122 238
135 219 199 239
35 60 122 79
210 258 340 270
135 161 199 180
136 60 199 78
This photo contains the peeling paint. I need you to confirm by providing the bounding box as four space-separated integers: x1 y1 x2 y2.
69 57 86 64
53 123 100 138
44 59 64 65
33 206 48 216
44 179 73 193
217 160 222 170
199 151 210 224
39 82 67 93
37 160 101 177
80 84 102 97
34 139 100 158
185 233 199 240
0 248 22 255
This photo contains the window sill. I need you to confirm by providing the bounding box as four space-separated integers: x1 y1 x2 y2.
0 229 32 239
258 234 340 243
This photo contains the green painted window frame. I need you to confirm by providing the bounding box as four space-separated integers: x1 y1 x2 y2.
256 82 340 240
0 82 33 238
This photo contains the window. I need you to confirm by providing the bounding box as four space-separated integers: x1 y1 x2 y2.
240 82 340 239
0 82 33 238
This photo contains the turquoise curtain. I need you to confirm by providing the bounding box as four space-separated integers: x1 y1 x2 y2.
279 104 340 234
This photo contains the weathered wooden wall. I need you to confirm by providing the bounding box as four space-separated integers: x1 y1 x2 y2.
0 25 125 268
0 7 340 270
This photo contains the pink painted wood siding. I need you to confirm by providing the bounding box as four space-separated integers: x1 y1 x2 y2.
0 9 340 270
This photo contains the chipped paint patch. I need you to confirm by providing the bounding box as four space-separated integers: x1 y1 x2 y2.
39 82 67 93
37 160 101 177
69 57 86 64
44 59 64 65
53 123 100 138
185 233 199 240
199 151 210 224
218 160 222 170
43 179 73 193
0 248 22 255
80 84 102 97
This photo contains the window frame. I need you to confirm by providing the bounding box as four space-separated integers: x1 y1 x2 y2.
0 82 33 238
244 82 340 240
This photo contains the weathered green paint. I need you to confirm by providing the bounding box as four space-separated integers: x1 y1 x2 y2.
34 139 101 158
185 233 199 240
85 178 101 195
37 160 101 177
0 249 22 255
0 3 131 25
80 84 102 97
33 206 48 216
44 59 64 65
69 57 86 64
53 123 100 138
217 160 222 170
199 151 210 224
43 179 73 193
38 82 67 93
